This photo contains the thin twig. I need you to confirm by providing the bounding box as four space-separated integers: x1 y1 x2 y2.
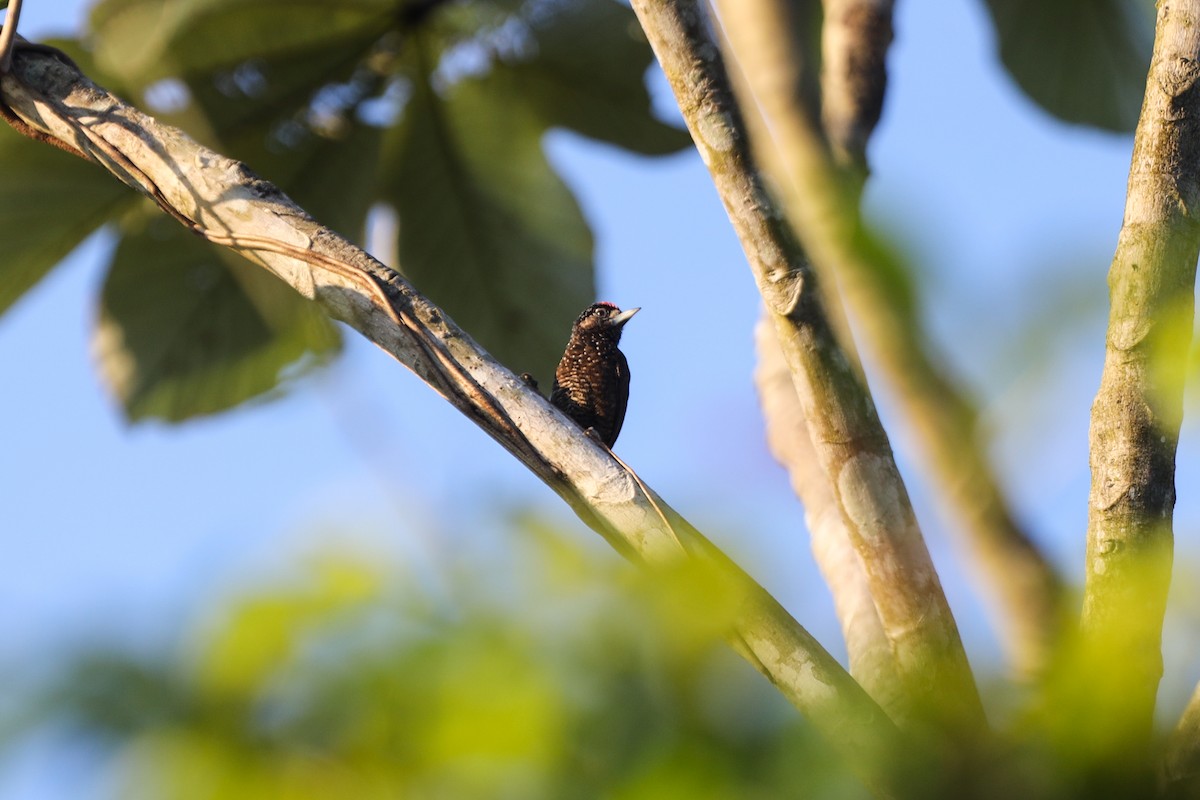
0 0 22 73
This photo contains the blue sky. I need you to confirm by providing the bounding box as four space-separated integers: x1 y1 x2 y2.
3 0 1200 797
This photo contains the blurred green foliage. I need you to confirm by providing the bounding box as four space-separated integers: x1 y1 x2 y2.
0 117 132 315
11 521 864 799
0 0 689 422
10 516 1194 798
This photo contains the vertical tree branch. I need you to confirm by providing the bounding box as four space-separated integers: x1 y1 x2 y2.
756 0 899 711
755 316 903 717
1084 0 1200 739
1164 682 1200 794
643 0 894 711
630 0 983 730
819 0 892 171
717 0 1063 679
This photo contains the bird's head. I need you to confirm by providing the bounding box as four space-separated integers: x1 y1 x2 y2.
574 302 640 337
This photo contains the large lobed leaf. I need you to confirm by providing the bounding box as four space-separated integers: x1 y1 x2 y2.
6 0 691 422
0 124 131 315
386 64 595 382
225 117 386 247
981 0 1154 132
95 216 339 422
502 0 691 155
88 0 401 83
382 1 689 382
161 30 388 152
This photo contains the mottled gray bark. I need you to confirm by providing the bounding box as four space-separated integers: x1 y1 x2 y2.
721 0 1063 680
755 317 903 717
1084 0 1200 742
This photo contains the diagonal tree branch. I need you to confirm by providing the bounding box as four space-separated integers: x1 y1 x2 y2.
748 0 900 715
0 42 904 787
1085 0 1200 744
755 316 902 717
629 0 982 730
819 0 892 173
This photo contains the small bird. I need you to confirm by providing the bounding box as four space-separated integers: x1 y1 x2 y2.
551 302 640 448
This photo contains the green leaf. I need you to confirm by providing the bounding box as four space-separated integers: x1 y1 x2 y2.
159 29 386 146
269 124 385 247
0 124 132 316
81 0 685 402
501 0 691 154
95 215 340 422
88 0 400 83
981 0 1153 132
384 62 594 382
89 4 387 245
222 119 385 247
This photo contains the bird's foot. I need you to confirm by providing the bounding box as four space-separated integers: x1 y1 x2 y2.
584 427 610 449
519 372 540 394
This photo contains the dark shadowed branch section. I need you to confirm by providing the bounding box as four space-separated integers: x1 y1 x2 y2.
819 0 892 172
0 41 904 790
1085 0 1200 749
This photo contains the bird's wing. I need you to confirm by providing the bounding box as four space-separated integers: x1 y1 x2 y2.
609 350 631 447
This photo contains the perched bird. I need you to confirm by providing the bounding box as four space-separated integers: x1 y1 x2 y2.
551 302 640 448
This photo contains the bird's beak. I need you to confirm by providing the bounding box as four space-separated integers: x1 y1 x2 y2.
611 307 640 326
